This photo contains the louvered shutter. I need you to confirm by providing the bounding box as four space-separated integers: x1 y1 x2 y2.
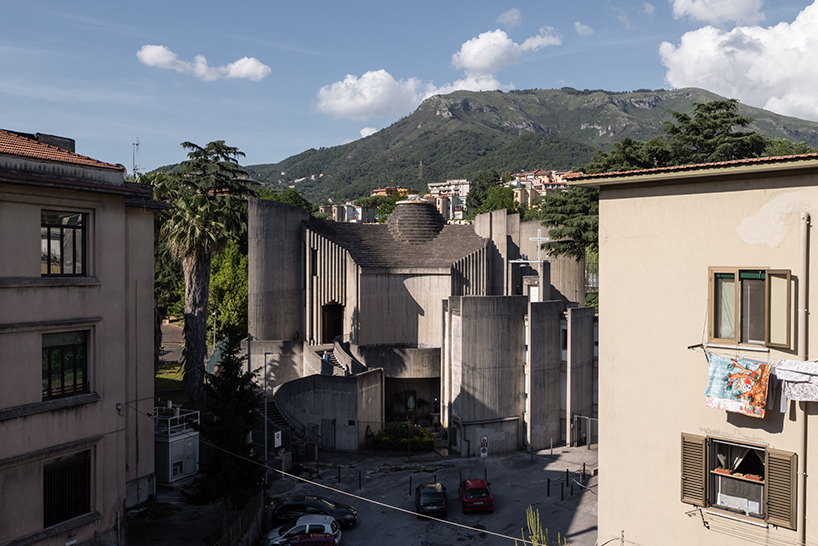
766 448 797 529
681 433 707 506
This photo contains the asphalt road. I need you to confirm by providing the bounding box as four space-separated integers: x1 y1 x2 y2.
266 446 598 546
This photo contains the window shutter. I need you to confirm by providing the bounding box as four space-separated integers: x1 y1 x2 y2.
681 433 707 506
766 270 791 349
766 448 797 529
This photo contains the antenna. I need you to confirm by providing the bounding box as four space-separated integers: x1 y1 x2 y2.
132 138 140 180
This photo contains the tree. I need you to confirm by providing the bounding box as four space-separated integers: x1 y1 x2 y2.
531 186 599 261
663 99 768 164
467 186 521 220
151 141 256 402
765 138 818 156
209 240 249 345
257 187 317 214
465 169 502 212
188 344 265 531
582 99 769 173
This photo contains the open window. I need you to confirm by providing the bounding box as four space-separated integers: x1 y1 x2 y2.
681 434 797 529
708 268 791 349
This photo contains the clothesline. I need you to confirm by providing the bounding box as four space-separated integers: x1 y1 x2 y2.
689 344 818 416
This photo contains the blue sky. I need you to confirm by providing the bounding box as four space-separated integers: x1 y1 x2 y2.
2 1 816 173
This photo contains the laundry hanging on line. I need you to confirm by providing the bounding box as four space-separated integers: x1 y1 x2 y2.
704 354 771 418
772 359 818 402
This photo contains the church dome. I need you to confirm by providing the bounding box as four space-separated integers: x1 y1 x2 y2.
386 197 446 244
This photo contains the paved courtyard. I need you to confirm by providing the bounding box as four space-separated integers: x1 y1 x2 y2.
268 446 598 546
130 446 597 546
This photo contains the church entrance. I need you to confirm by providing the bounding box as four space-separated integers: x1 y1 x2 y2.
321 303 343 344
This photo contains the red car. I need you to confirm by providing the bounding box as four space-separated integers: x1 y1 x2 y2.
289 534 337 546
458 479 494 513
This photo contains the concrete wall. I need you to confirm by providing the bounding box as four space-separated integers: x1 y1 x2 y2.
352 344 440 379
245 339 305 391
594 168 818 546
448 296 528 455
248 199 309 341
566 306 595 446
357 273 451 346
528 301 563 450
274 370 384 452
357 369 385 444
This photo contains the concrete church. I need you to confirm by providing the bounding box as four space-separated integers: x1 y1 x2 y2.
246 196 596 457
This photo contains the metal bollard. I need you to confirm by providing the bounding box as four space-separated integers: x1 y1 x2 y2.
571 479 574 496
566 468 569 484
561 482 564 501
409 475 412 496
582 463 586 483
547 478 550 497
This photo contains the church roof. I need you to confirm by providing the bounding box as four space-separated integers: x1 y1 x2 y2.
305 200 487 269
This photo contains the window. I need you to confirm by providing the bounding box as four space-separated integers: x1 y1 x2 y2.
681 434 797 529
41 210 86 276
708 268 791 349
43 450 91 527
42 331 89 400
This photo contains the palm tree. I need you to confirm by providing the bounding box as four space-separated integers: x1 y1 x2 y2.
152 141 255 402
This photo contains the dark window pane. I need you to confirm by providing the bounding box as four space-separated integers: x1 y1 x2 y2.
741 277 765 343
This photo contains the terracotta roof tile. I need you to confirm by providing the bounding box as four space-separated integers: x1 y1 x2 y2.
0 129 124 171
570 153 818 181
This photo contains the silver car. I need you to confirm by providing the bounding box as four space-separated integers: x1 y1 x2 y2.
265 515 342 546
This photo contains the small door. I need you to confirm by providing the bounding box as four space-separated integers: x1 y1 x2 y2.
322 303 344 344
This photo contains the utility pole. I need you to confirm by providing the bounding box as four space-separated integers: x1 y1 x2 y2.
132 138 140 180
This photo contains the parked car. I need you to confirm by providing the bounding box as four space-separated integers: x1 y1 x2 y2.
265 515 341 546
458 479 494 513
271 496 358 527
415 482 447 518
289 534 337 546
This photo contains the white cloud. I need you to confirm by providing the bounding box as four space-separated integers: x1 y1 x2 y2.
452 29 560 75
136 45 270 81
643 3 655 16
497 8 522 28
660 1 818 121
575 21 594 35
314 70 425 120
360 127 378 138
670 0 764 25
315 27 559 121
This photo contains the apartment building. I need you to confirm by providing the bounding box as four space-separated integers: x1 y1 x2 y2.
572 154 818 545
0 130 158 546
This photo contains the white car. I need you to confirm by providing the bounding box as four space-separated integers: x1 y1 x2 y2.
265 515 342 546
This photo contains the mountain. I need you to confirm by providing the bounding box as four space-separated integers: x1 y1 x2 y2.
245 87 818 203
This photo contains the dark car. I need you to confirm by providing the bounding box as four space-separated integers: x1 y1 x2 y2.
415 482 447 518
271 496 357 527
289 534 337 546
458 478 494 513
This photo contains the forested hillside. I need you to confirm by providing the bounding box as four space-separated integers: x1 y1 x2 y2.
216 87 818 202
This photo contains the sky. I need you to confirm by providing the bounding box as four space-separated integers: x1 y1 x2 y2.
2 1 817 174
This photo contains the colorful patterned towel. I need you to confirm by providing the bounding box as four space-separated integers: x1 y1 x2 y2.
705 354 771 418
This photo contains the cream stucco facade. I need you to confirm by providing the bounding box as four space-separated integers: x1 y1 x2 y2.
0 130 157 546
574 156 818 546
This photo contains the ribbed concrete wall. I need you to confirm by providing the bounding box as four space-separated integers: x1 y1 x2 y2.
305 230 348 344
566 306 595 445
528 300 563 450
248 199 309 341
452 248 487 296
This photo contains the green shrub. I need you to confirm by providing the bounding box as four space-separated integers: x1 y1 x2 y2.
371 421 434 451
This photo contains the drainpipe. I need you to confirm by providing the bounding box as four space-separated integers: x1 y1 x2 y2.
799 212 810 546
